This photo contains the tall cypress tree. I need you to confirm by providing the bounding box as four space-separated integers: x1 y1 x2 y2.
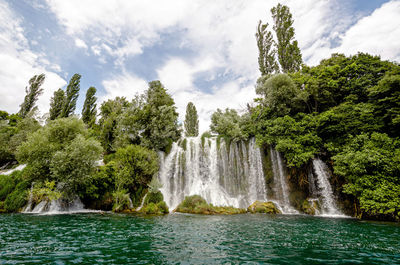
19 74 45 118
271 3 302 73
256 20 278 76
49 88 65 120
60 74 81 118
184 102 199 137
81 86 97 126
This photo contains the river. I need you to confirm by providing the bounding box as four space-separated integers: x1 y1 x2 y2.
1 213 399 264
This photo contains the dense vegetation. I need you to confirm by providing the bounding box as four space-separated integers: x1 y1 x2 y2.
0 3 399 221
0 76 179 213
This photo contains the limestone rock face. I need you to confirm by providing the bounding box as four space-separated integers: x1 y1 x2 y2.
247 201 281 214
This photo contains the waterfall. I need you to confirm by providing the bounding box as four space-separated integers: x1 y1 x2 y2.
23 197 99 215
159 137 267 210
311 158 343 216
269 148 297 214
0 164 26 175
22 183 34 213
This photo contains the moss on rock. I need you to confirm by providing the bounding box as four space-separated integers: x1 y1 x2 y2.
301 199 320 215
247 201 281 214
175 195 245 215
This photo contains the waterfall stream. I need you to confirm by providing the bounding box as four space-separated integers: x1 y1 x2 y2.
310 158 343 216
269 148 298 214
23 197 100 215
159 137 267 210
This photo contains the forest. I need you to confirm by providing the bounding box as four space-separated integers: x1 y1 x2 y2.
1 3 399 221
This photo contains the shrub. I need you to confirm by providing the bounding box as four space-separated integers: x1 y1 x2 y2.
0 175 15 201
4 181 29 212
144 191 164 205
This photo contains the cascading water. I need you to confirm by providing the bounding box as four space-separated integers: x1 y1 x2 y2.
269 148 298 214
159 137 267 210
311 158 343 216
23 197 98 214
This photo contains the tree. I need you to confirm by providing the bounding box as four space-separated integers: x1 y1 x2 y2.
60 74 81 118
140 81 181 151
99 97 129 153
19 74 45 118
256 20 278 76
184 102 199 137
49 88 65 120
271 3 302 73
50 134 103 195
255 73 299 116
113 144 158 191
332 133 400 219
210 108 245 141
368 73 400 136
16 117 102 194
81 86 97 126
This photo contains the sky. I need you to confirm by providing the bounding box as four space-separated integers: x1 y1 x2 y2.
0 0 399 132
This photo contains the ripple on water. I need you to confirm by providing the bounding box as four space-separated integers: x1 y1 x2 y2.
0 213 399 264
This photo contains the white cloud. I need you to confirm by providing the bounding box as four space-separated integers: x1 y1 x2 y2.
74 38 88 49
43 0 400 131
334 1 400 62
0 1 66 115
101 72 148 102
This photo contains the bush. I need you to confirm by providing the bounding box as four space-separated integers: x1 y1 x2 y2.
113 144 158 194
175 195 245 215
112 189 132 212
139 201 169 215
144 191 164 205
157 201 169 214
0 175 15 201
4 181 29 212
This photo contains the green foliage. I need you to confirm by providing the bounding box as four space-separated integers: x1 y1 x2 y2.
81 86 97 127
49 88 65 120
4 180 29 212
255 113 321 167
247 201 281 214
82 162 116 199
184 102 199 137
368 73 400 136
140 81 181 151
210 108 246 141
16 117 102 194
50 134 103 195
31 181 62 203
256 20 278 76
139 201 169 214
19 74 45 118
333 133 400 219
0 117 41 165
317 102 383 152
113 96 143 150
148 177 162 193
271 4 302 73
112 189 131 212
256 74 303 116
113 145 158 191
144 191 164 205
60 74 81 118
175 195 245 215
0 174 15 201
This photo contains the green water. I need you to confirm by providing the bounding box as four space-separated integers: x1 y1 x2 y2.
0 213 399 264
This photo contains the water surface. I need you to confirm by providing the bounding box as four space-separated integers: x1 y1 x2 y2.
0 213 399 264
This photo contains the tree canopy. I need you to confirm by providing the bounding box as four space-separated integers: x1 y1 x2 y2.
184 102 199 137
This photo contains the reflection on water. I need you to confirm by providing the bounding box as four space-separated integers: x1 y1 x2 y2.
0 213 399 264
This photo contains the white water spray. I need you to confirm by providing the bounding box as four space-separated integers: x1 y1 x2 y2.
311 158 343 216
159 137 267 210
269 148 298 214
